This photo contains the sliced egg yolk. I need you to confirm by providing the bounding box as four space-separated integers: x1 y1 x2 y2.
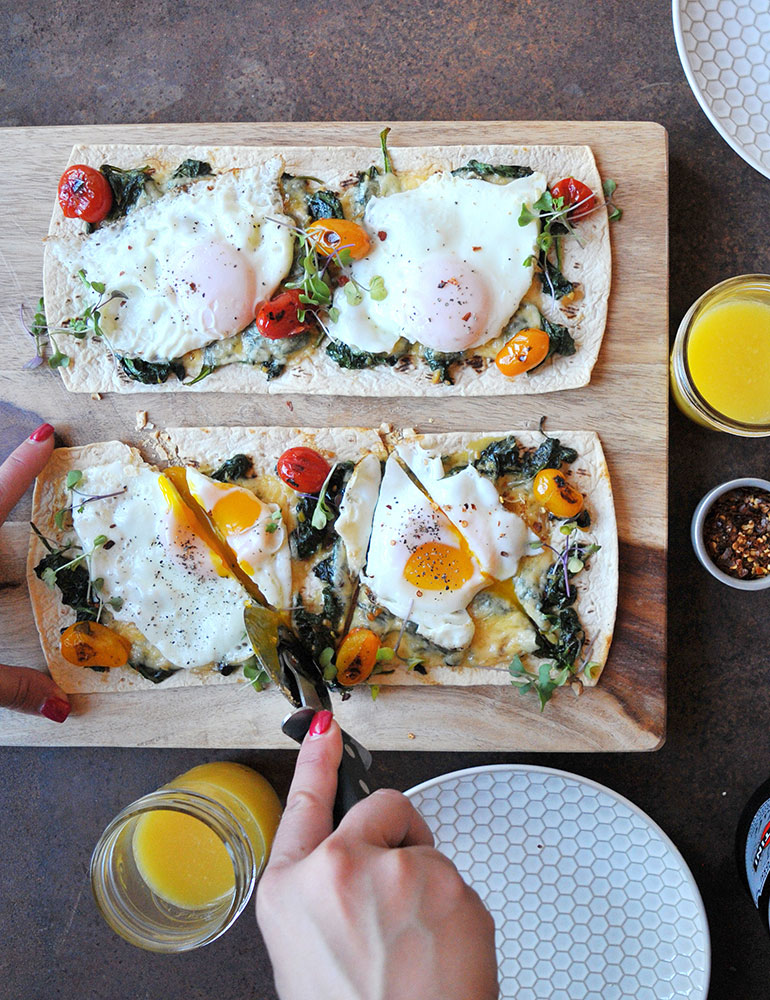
210 488 263 536
169 239 257 340
158 473 230 578
404 540 476 592
402 254 491 353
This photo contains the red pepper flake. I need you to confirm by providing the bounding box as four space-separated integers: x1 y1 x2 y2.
462 312 472 322
378 230 388 241
703 487 770 579
472 246 482 251
337 275 350 286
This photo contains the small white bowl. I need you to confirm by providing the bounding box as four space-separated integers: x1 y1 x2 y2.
691 478 770 591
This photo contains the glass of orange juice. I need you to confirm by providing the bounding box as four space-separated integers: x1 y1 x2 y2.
671 275 770 435
90 762 282 952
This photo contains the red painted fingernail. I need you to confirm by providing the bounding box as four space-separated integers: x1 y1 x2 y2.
308 710 332 737
40 697 71 723
29 423 55 442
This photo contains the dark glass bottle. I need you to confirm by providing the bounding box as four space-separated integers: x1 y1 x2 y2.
736 776 770 931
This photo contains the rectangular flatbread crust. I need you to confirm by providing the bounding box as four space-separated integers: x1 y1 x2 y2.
27 425 617 697
44 141 611 397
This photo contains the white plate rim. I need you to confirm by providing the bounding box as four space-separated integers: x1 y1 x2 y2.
406 762 711 997
672 0 770 180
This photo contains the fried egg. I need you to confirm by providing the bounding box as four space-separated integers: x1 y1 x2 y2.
72 461 254 670
361 444 535 650
328 171 546 355
185 468 291 610
61 163 294 361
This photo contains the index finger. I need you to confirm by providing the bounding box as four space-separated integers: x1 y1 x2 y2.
267 712 342 869
0 425 55 524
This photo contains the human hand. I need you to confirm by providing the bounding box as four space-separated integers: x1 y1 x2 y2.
257 710 499 1000
0 424 70 723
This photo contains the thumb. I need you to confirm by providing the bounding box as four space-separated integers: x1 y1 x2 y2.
267 710 341 868
0 664 71 722
0 423 55 524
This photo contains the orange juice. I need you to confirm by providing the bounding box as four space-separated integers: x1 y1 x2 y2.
132 762 282 909
687 298 770 424
671 276 770 435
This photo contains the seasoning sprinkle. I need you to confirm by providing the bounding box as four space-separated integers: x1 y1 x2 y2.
703 487 770 579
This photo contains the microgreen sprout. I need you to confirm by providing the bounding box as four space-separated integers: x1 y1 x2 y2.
311 462 339 530
380 127 393 174
242 656 272 692
20 272 127 370
509 654 571 711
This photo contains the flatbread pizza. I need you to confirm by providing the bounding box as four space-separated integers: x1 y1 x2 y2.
27 424 617 708
42 136 612 396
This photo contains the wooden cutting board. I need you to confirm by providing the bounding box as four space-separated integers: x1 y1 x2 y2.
0 121 667 750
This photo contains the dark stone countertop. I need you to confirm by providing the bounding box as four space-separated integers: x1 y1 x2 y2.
2 1 770 997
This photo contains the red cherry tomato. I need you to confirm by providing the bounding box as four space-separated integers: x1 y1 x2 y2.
57 165 113 223
277 447 331 494
551 177 596 221
256 289 313 341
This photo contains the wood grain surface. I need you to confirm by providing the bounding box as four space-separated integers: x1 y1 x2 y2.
0 121 668 749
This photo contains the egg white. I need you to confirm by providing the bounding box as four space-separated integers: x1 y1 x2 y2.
72 462 252 670
361 454 486 649
61 164 294 361
334 453 382 575
328 171 547 355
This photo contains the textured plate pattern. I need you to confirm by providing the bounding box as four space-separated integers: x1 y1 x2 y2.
406 765 710 1000
674 0 770 178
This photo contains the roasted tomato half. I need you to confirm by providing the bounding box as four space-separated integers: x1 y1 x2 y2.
335 628 380 686
277 446 331 494
306 219 371 260
495 328 550 377
533 468 584 518
256 289 312 340
550 177 596 221
57 164 113 223
60 621 131 668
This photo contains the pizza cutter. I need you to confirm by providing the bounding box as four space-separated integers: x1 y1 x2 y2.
243 603 375 828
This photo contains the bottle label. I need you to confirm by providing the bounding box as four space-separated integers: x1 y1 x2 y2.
745 798 770 906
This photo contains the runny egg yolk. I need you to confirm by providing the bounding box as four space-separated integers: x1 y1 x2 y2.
158 474 229 578
403 254 491 354
169 239 258 341
404 540 476 592
209 487 263 536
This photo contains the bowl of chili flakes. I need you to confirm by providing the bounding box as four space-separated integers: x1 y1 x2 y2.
691 478 770 591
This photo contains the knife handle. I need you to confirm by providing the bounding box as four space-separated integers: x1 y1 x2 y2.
333 728 375 828
281 710 375 828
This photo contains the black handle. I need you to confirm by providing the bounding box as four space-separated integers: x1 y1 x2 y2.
281 710 375 828
333 728 375 828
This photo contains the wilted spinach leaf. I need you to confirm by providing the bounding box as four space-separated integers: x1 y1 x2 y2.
172 159 212 180
119 357 186 384
34 550 97 622
100 164 153 220
423 347 463 384
307 190 344 220
211 454 253 482
451 160 534 181
129 661 178 684
326 340 389 370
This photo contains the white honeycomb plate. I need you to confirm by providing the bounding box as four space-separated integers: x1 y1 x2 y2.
406 765 710 1000
673 0 770 179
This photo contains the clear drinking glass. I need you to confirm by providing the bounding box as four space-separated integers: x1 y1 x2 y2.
90 787 263 953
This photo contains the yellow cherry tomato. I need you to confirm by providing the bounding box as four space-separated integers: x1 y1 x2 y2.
495 328 550 377
306 218 371 260
533 467 584 518
335 628 380 686
60 620 132 668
